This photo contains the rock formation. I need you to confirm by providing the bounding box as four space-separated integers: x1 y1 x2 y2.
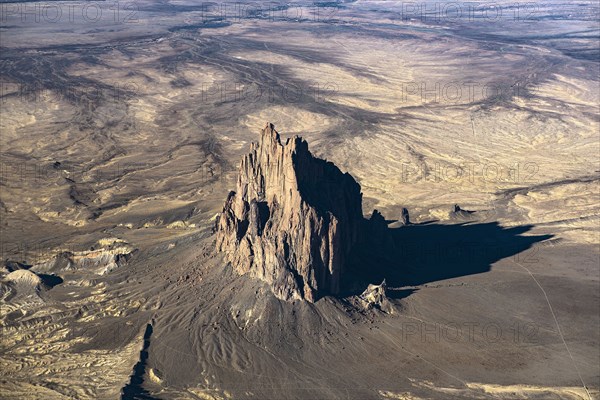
450 204 475 220
366 210 395 251
359 279 393 313
215 123 365 302
31 239 136 276
4 269 43 290
400 207 410 225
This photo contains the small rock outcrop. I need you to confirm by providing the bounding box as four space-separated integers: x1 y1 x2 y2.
359 280 393 313
4 269 43 289
215 123 365 302
450 204 475 220
367 210 395 250
31 239 135 276
400 207 410 225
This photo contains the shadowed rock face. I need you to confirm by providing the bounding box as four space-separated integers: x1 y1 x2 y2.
215 123 364 302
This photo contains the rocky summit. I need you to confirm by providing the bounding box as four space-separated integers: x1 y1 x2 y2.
215 123 366 302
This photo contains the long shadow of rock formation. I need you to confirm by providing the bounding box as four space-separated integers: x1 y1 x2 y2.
344 220 553 299
121 324 158 400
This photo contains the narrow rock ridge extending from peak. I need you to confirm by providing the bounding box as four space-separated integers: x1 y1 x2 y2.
215 123 365 302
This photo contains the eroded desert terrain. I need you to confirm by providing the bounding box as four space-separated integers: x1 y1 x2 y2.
1 1 599 399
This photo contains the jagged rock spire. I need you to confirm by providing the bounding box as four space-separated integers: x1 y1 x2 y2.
215 123 364 302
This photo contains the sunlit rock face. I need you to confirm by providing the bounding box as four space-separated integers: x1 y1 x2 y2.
215 123 364 302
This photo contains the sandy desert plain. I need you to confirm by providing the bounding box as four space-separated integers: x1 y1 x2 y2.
0 0 599 399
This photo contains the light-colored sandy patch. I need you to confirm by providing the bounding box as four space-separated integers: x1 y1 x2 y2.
379 390 424 399
187 388 233 400
466 382 595 399
396 379 598 399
